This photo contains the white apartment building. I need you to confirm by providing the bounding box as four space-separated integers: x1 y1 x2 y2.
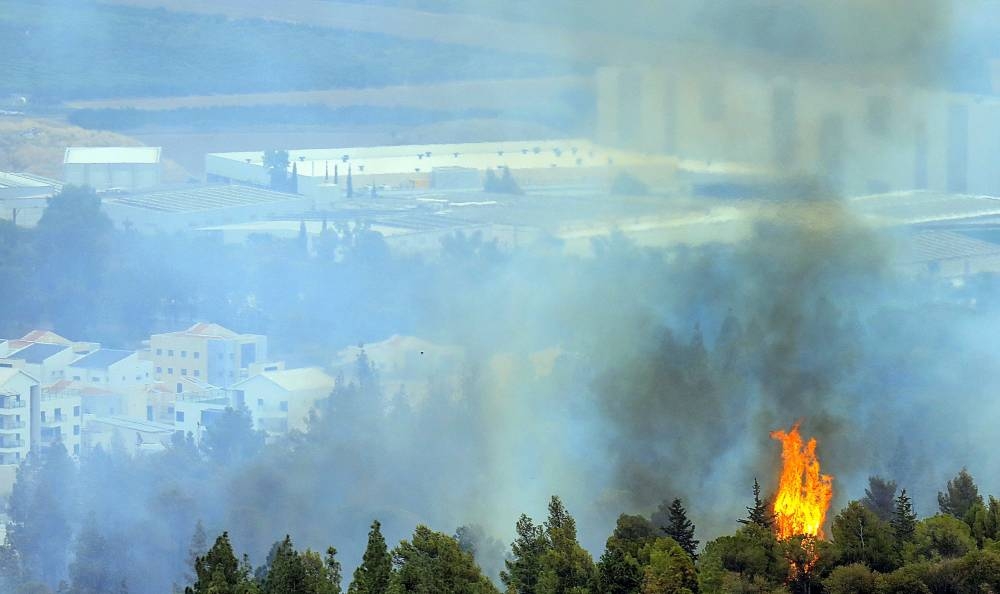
231 368 335 434
0 368 39 495
65 349 152 389
38 389 83 459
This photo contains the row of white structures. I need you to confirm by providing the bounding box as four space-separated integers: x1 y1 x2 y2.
0 330 336 497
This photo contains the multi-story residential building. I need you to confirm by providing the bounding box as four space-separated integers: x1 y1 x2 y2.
39 389 82 459
0 342 79 384
65 349 152 389
150 323 267 393
173 388 231 444
0 368 39 495
0 330 72 355
231 367 335 435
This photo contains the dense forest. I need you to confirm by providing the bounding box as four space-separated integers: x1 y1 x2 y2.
4 187 1000 593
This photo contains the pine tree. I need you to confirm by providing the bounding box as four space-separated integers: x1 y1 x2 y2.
656 499 699 560
186 520 208 585
348 521 391 594
862 476 898 522
187 532 248 594
263 536 307 594
739 478 774 529
324 547 342 594
537 496 595 593
501 515 548 594
938 468 983 518
891 489 917 544
290 162 299 193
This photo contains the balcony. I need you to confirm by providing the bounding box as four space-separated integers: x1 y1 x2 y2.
0 421 25 432
41 417 66 427
0 400 25 410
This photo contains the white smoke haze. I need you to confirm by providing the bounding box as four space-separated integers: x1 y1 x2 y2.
5 0 1000 592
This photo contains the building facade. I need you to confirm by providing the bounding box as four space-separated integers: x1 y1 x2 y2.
231 367 334 435
63 147 162 191
0 369 39 495
595 64 1000 198
150 323 268 392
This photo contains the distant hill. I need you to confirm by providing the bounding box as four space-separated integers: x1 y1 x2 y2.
0 117 189 181
0 0 576 102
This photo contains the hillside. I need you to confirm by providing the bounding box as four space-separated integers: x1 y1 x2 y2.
0 117 189 181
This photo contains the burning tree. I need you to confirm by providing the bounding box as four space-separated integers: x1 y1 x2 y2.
769 423 834 591
770 424 834 540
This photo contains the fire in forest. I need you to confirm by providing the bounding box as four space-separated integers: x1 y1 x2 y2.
770 423 834 540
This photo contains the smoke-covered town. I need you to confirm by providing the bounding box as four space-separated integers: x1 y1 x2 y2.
3 1 1000 593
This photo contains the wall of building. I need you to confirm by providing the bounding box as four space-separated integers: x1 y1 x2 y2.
595 65 1000 198
64 163 161 191
39 394 82 458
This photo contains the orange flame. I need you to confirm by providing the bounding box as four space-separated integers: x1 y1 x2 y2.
770 423 833 540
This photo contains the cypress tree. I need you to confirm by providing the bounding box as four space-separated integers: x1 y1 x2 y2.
348 521 391 594
739 478 775 529
656 499 699 560
891 489 917 544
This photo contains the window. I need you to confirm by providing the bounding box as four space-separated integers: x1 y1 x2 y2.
194 370 201 378
73 375 81 381
181 350 187 358
279 401 288 412
176 383 182 394
54 408 62 421
194 352 200 359
176 411 185 422
167 368 173 375
73 425 80 436
181 369 187 376
156 366 162 373
91 377 99 383
156 348 162 355
73 444 80 455
40 411 46 422
257 398 264 408
167 406 174 415
73 406 80 417
147 406 154 421
168 350 174 356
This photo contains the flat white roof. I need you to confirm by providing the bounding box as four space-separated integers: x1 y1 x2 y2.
64 146 161 165
208 139 678 178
